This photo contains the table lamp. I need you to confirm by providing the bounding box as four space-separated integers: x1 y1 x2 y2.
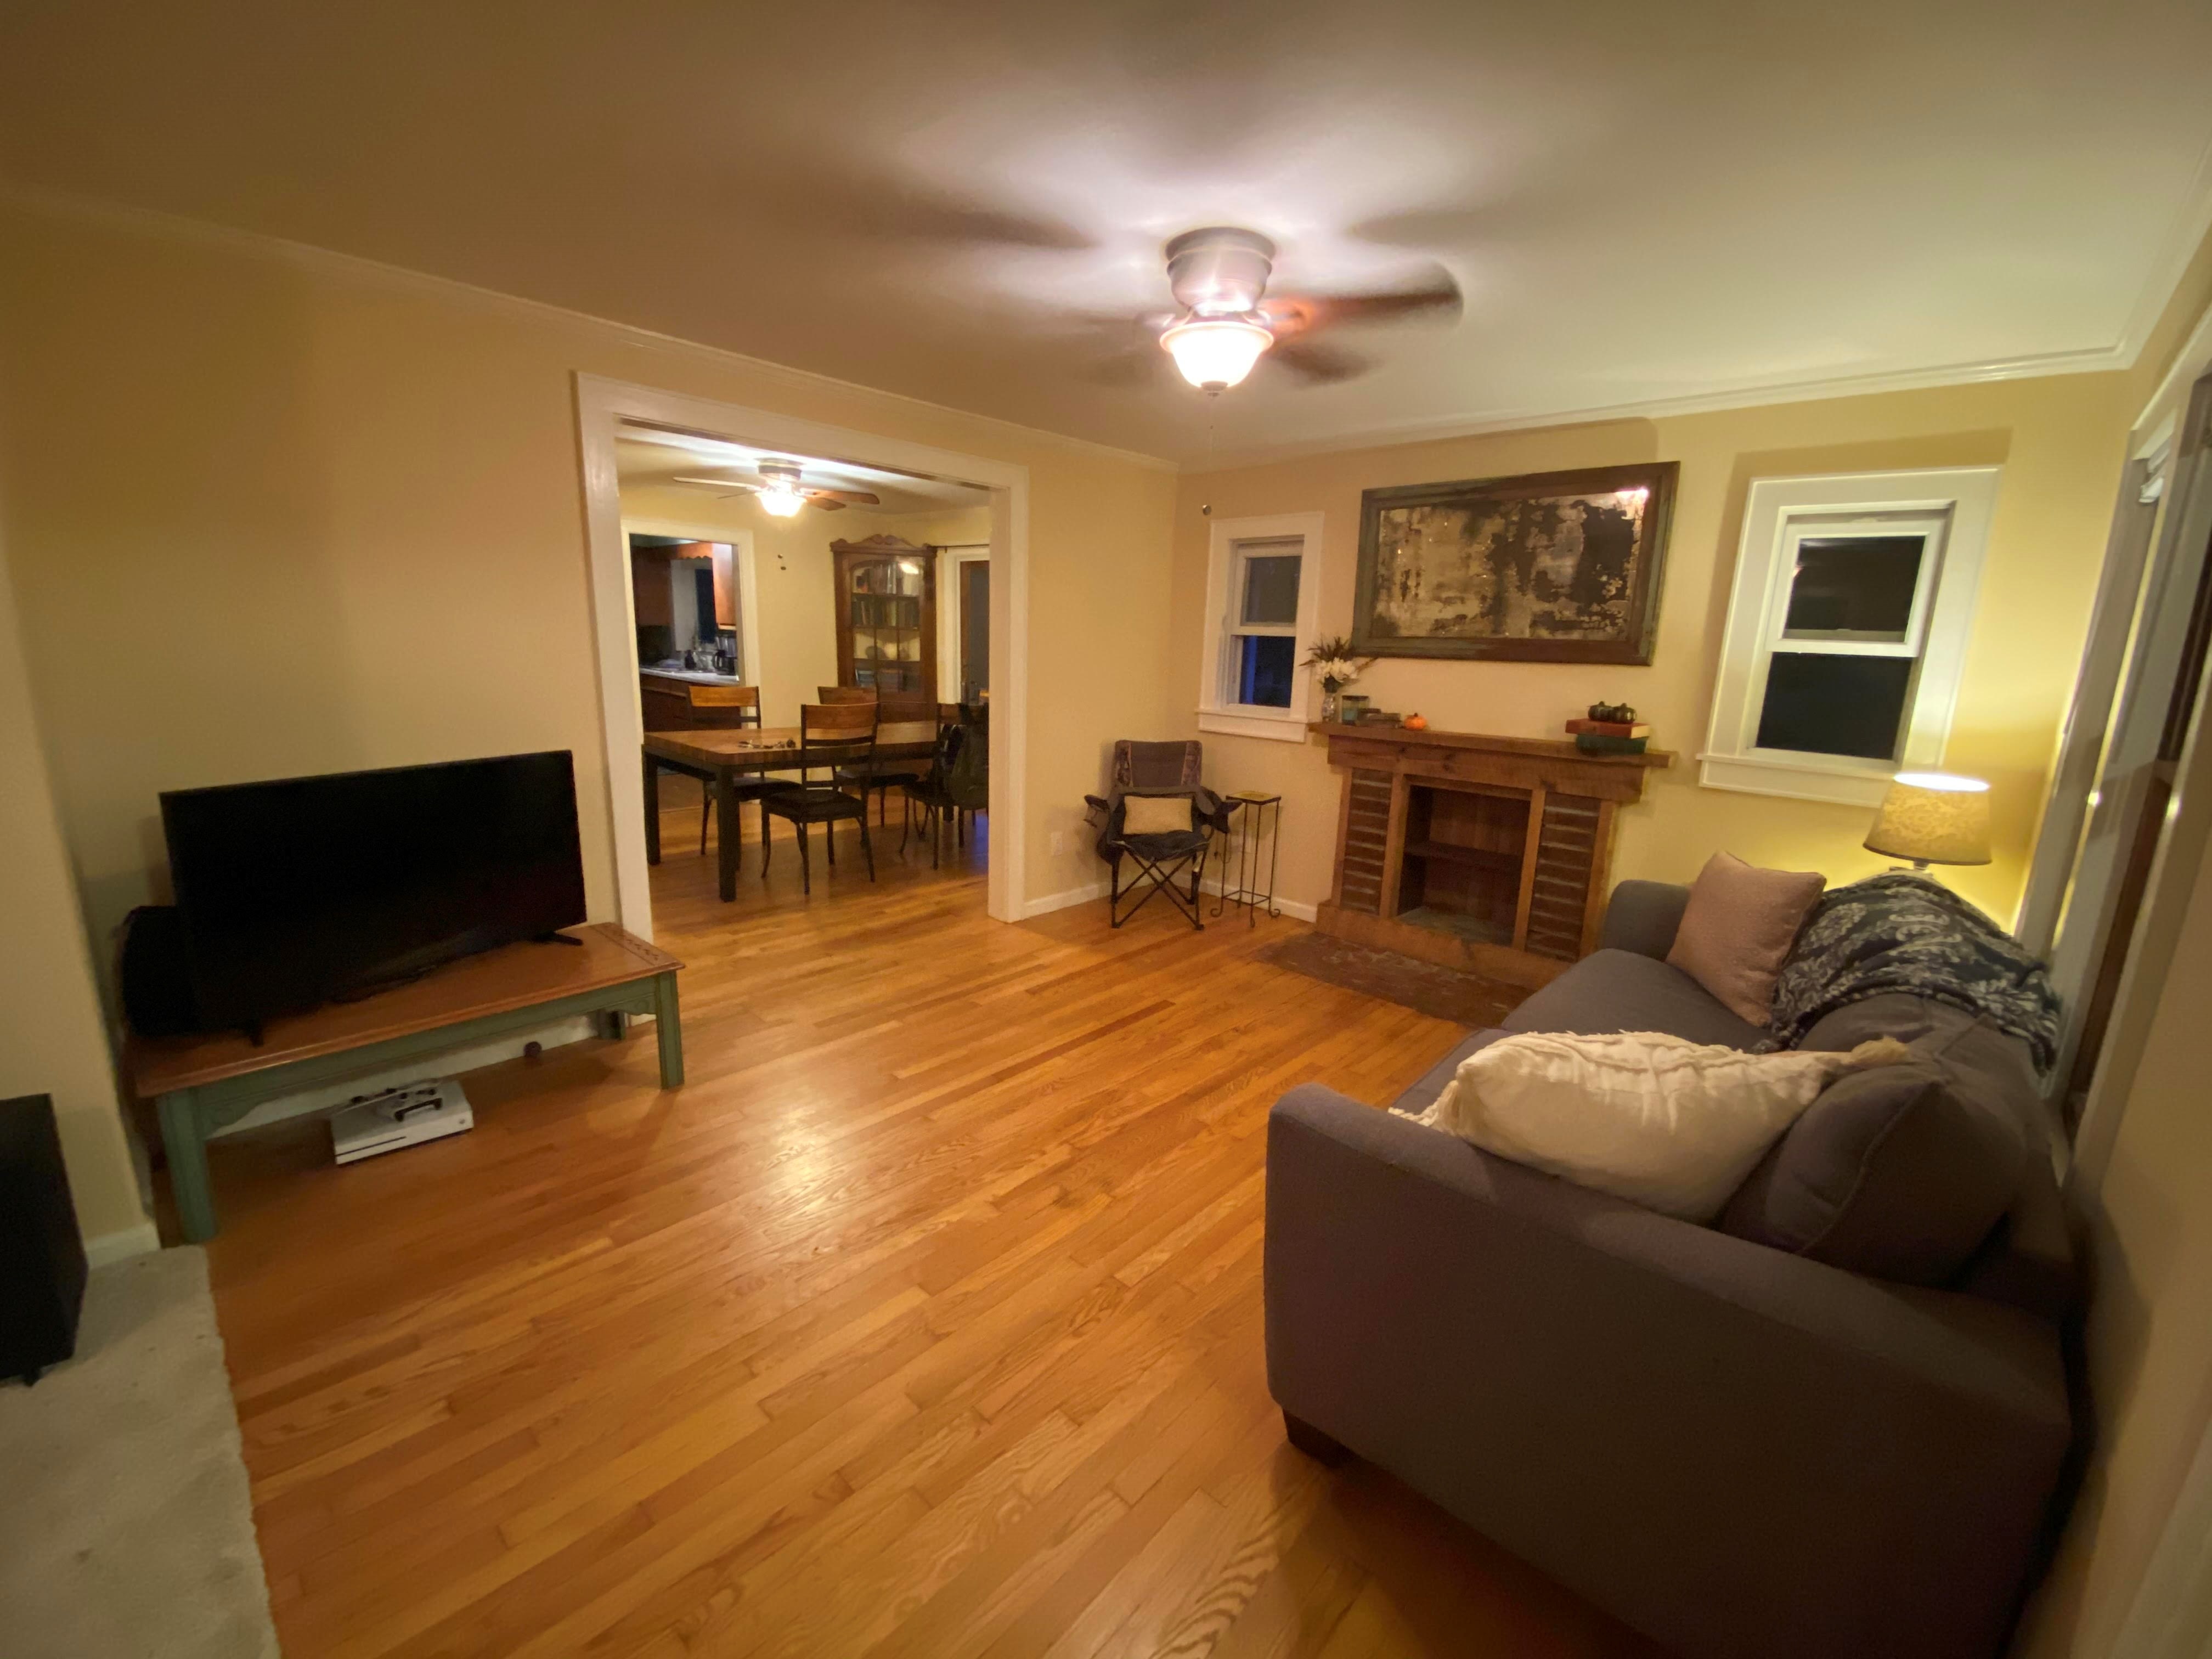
1864 772 1992 871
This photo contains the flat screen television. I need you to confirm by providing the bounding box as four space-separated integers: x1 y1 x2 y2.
159 751 588 1032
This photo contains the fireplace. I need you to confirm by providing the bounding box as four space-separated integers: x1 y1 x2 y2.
1316 724 1669 988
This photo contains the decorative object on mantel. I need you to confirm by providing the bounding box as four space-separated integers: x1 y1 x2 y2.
1864 772 1992 872
1337 692 1372 725
1303 635 1373 724
1315 723 1671 988
1566 700 1651 755
1351 462 1679 664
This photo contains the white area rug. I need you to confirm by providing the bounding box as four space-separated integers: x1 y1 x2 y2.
0 1246 280 1659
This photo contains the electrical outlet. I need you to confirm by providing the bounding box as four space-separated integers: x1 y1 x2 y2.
1049 829 1065 856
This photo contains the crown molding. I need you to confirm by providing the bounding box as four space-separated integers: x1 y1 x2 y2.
1184 342 2135 472
2135 293 2212 433
0 180 1179 475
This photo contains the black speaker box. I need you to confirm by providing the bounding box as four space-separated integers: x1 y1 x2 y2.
0 1093 88 1386
120 902 204 1036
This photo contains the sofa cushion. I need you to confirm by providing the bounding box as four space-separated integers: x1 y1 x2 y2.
1418 1031 1914 1222
1720 1004 2030 1284
1666 853 1825 1026
1504 949 1768 1051
1796 992 1978 1053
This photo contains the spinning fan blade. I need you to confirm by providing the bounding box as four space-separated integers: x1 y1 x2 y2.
1260 267 1462 340
804 488 882 506
807 498 848 512
674 474 764 493
1268 340 1372 385
1082 347 1165 388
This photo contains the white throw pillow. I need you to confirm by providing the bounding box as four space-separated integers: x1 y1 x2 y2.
1120 794 1192 835
1412 1031 1910 1222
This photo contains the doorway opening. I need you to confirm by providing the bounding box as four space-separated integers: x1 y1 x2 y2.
575 376 1026 936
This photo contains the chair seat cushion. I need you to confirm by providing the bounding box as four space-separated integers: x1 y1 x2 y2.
768 787 865 821
1503 950 1767 1050
1114 829 1207 859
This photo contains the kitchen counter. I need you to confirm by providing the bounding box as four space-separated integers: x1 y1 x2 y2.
640 665 742 686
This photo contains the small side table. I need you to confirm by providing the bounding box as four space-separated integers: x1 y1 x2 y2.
1212 792 1283 925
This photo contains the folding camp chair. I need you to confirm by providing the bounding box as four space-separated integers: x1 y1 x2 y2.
1082 740 1228 930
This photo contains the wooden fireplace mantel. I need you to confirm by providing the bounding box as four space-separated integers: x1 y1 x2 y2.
1312 723 1671 989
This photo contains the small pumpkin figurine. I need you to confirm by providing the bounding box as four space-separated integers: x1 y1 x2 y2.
1403 713 1429 731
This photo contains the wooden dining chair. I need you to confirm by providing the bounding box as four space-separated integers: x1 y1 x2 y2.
821 690 934 823
681 685 775 857
761 702 878 893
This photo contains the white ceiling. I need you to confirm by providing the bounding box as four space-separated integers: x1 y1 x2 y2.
4 1 2209 463
616 426 988 515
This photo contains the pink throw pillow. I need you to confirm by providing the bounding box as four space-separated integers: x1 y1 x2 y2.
1666 853 1825 1026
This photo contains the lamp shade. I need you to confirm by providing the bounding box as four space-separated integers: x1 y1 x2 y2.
1159 318 1273 390
1864 772 1992 867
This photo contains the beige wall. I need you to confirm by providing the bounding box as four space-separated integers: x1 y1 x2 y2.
1173 373 2142 923
0 198 1178 981
2016 828 2212 1657
0 509 153 1251
2015 267 2212 1658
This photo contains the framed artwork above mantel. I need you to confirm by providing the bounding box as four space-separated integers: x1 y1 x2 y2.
1351 460 1679 665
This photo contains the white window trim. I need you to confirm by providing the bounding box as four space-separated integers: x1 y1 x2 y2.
1700 467 2001 806
1198 511 1323 743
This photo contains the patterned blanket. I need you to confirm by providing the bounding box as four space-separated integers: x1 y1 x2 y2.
1770 872 2061 1072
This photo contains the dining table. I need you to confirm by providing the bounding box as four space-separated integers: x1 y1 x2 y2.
643 720 943 901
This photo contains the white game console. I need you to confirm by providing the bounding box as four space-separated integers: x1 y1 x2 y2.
331 1078 474 1165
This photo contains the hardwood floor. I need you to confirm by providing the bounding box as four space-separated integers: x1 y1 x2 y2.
203 810 1665 1658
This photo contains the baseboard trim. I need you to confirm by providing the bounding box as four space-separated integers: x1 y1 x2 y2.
1022 882 1110 918
84 1221 161 1267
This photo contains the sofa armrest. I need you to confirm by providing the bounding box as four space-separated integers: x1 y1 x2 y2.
1265 1084 2070 1659
1598 878 1689 958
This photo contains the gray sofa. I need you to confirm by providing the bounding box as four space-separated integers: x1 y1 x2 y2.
1265 881 2076 1659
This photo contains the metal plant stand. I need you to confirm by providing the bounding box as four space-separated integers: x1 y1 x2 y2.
1212 792 1284 925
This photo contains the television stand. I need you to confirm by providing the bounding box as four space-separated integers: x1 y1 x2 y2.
125 923 682 1242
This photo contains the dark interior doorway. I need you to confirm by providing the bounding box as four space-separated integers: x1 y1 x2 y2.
960 557 990 704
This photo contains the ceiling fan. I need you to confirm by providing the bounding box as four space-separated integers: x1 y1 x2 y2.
1143 227 1461 392
672 459 881 517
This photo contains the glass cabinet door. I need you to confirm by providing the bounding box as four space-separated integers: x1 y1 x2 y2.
847 554 928 693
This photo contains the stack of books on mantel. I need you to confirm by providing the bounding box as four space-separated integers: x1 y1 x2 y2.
1565 716 1650 756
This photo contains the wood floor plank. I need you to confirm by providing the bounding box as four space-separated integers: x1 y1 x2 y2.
202 817 1666 1657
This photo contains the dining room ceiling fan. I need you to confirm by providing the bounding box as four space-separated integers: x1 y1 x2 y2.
1140 226 1462 393
672 459 881 516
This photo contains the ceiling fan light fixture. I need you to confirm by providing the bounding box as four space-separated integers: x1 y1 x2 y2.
757 483 806 517
1160 317 1274 391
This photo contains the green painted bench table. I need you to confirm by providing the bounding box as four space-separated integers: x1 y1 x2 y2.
126 923 683 1242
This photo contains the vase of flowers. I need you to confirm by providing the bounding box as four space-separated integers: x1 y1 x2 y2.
1304 635 1373 724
